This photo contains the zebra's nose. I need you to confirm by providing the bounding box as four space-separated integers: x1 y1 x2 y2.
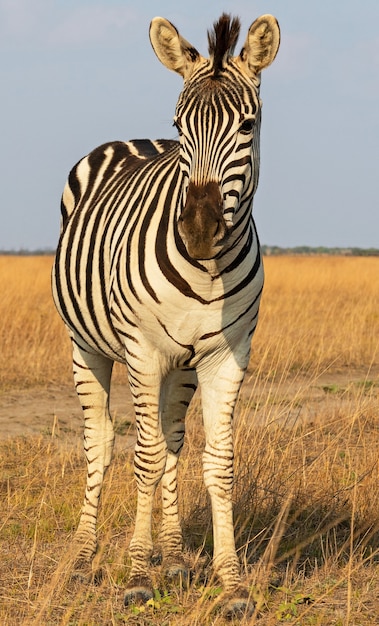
178 181 228 260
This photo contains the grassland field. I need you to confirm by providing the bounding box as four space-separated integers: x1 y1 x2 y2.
0 254 378 625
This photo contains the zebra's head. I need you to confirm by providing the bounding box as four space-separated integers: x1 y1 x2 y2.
150 14 280 261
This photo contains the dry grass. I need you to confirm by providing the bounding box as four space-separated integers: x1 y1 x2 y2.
251 255 379 375
1 254 379 624
0 256 71 389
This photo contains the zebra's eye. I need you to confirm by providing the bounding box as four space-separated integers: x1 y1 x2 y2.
240 119 254 134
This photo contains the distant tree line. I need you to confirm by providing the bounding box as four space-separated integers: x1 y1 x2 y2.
1 246 379 257
261 245 379 257
0 248 55 256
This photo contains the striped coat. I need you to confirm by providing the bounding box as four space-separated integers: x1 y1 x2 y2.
52 13 280 616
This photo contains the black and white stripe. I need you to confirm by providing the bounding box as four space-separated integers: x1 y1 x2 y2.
52 13 280 612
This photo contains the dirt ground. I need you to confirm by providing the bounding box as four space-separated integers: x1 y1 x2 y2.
1 367 376 447
0 383 136 454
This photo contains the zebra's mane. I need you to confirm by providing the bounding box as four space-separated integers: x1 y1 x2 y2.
207 13 241 77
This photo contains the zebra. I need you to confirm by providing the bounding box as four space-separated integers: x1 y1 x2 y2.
52 13 280 616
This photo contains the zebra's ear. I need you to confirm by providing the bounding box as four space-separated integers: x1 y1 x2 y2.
238 15 280 76
150 17 202 79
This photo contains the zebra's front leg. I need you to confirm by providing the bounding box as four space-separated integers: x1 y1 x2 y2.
159 369 197 580
124 375 168 605
71 337 114 562
199 355 255 617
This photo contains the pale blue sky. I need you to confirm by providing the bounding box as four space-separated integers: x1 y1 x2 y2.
1 0 378 250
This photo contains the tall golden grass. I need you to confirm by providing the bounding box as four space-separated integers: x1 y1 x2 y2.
0 256 71 389
1 254 379 625
252 255 379 375
0 255 378 389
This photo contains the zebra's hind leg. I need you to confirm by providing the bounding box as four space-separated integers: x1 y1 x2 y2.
71 336 114 563
158 368 197 582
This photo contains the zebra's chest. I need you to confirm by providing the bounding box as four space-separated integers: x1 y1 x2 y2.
109 260 263 368
112 306 224 370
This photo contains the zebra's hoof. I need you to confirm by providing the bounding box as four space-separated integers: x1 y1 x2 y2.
165 563 190 586
124 576 154 606
71 565 104 586
222 587 256 620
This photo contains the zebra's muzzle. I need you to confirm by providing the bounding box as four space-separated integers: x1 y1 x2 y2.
178 181 229 260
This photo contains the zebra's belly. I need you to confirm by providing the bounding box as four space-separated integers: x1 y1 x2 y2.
62 306 128 364
51 263 125 363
